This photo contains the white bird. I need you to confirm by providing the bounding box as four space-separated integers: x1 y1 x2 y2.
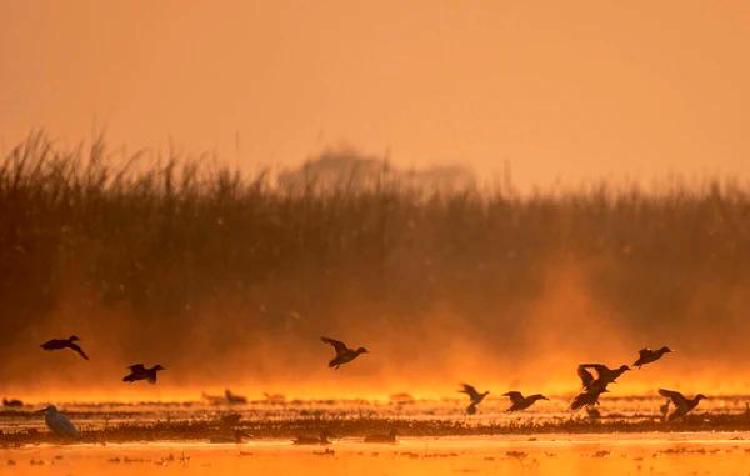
41 405 79 439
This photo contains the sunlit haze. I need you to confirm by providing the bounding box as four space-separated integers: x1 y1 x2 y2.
2 0 749 185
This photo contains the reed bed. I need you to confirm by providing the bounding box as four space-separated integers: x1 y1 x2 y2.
2 131 750 379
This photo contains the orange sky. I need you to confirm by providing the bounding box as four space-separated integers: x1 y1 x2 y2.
1 0 749 185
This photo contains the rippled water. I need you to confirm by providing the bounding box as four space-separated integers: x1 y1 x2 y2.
3 434 750 476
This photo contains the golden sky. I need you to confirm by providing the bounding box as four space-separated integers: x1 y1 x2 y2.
1 0 749 185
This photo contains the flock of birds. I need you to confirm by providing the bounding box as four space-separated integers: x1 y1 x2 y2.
319 339 705 423
457 345 705 422
34 334 703 441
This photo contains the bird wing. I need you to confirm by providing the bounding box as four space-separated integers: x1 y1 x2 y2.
69 343 89 360
577 365 596 388
585 364 610 378
127 364 146 373
658 389 688 410
503 391 524 404
320 337 347 354
459 384 480 400
570 392 588 410
638 349 651 358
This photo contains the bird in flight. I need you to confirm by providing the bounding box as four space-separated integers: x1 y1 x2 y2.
459 383 490 415
571 363 627 411
40 335 89 360
320 337 368 369
502 391 548 412
658 389 706 421
634 346 672 368
122 364 166 384
577 364 629 392
570 386 608 411
39 405 79 439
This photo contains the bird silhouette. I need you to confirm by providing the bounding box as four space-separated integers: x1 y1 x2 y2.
40 335 89 360
224 389 247 404
122 364 166 384
502 391 548 412
40 405 79 439
460 384 489 415
571 386 608 411
2 398 23 407
577 364 629 392
658 389 706 421
634 347 672 368
320 337 368 369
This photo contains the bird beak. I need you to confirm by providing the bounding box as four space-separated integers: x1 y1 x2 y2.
34 409 46 414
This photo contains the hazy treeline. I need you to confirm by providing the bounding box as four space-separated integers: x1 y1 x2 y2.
1 132 749 389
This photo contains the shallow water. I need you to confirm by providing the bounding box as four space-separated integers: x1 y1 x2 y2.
2 434 750 475
3 395 749 432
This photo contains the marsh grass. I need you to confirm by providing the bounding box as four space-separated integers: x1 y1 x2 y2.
2 131 750 378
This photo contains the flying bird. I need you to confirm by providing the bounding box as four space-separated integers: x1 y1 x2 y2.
320 337 368 369
658 389 706 421
634 347 672 368
460 384 489 415
577 364 629 392
40 405 79 439
571 386 608 411
502 391 548 412
122 364 166 384
40 335 89 360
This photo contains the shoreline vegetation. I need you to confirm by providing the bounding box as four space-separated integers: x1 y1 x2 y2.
2 412 750 445
3 131 750 400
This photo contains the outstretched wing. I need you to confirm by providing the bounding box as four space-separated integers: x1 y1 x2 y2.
321 337 347 354
658 389 688 410
460 384 480 400
69 343 89 361
577 365 596 389
583 364 610 377
503 391 524 404
127 364 146 373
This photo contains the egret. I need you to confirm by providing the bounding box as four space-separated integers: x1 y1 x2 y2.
40 405 79 439
320 337 368 369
